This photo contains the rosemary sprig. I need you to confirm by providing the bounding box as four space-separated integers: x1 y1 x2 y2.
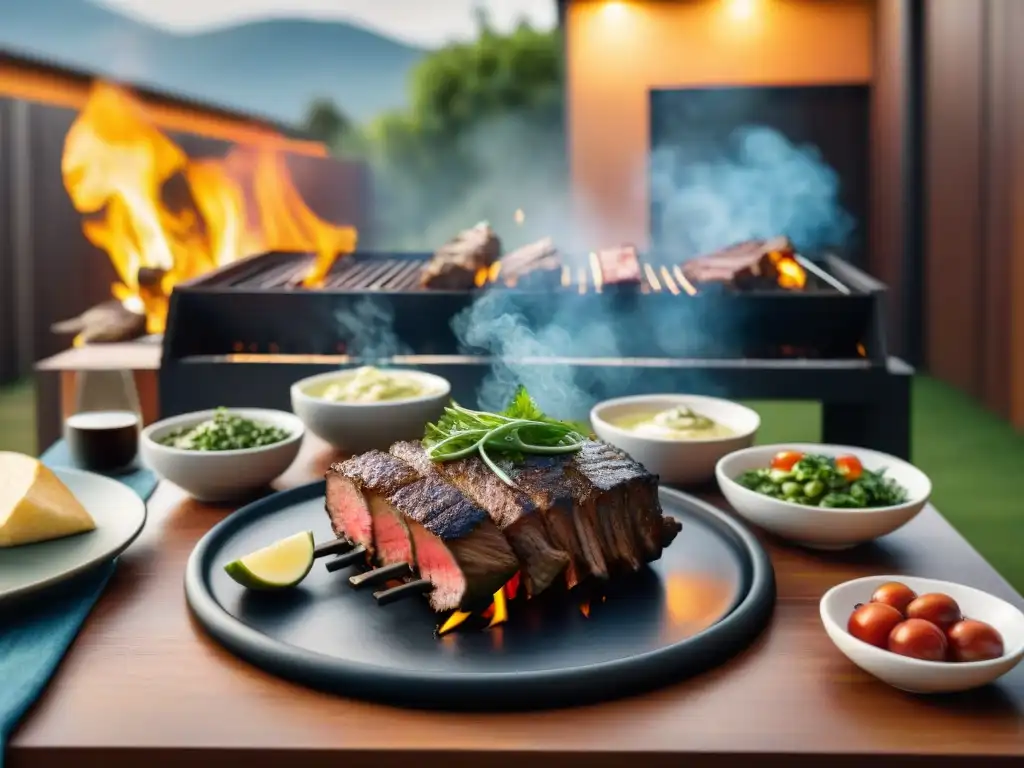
422 387 587 487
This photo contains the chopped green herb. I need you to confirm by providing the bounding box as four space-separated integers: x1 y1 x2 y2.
158 407 290 451
422 386 587 487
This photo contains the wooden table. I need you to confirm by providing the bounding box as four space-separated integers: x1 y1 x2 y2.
10 438 1024 768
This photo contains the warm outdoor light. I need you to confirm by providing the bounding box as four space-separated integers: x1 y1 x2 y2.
601 1 628 20
727 0 758 22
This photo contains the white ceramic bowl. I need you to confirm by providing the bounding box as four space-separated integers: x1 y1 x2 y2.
716 443 931 549
140 409 304 502
590 394 760 485
290 369 450 453
821 575 1024 693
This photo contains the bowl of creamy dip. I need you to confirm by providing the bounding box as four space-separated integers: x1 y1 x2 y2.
290 366 450 453
590 394 760 486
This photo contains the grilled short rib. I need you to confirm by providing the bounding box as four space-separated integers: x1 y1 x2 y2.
420 222 501 290
497 237 561 283
327 451 519 612
681 236 793 286
505 441 682 584
390 441 571 597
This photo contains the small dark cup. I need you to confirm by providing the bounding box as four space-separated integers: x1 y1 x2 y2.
65 410 140 474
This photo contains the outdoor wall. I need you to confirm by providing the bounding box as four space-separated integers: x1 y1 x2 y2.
565 0 874 247
924 0 1024 430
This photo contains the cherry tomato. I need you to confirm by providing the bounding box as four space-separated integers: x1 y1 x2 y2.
906 593 963 631
946 620 1005 662
834 454 863 480
770 450 804 472
887 619 948 661
870 582 917 616
847 602 904 648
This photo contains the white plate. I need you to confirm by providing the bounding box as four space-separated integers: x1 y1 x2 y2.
0 467 147 604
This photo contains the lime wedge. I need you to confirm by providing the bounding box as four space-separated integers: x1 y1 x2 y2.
224 531 315 589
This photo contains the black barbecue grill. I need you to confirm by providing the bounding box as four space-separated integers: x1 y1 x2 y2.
160 249 913 458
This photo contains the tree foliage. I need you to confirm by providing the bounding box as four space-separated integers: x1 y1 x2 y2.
350 15 565 246
303 98 351 146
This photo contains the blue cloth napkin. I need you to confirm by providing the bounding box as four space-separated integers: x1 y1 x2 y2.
0 442 157 767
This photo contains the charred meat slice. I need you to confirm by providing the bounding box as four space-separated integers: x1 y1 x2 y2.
497 454 609 588
326 452 420 564
595 244 642 285
568 441 681 565
391 441 570 597
334 451 518 612
420 222 501 290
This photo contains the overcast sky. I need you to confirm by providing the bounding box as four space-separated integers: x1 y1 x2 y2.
92 0 558 47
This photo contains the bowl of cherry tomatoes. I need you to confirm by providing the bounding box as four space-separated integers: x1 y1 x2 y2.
820 575 1024 693
716 443 931 549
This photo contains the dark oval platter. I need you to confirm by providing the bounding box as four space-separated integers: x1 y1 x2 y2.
185 482 776 711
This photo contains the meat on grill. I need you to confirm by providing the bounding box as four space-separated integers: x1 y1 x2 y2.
420 222 501 290
327 451 519 612
391 440 571 597
595 244 642 285
681 236 793 286
325 439 683 612
497 237 562 282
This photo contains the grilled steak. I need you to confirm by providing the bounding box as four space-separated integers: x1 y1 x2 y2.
568 441 681 565
328 451 519 612
681 236 793 285
500 440 681 583
497 454 609 588
420 222 501 290
595 244 642 285
390 441 570 597
326 452 420 565
498 237 561 283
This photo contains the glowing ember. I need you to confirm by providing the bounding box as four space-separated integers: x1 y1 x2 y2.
767 249 807 290
580 601 590 618
61 82 358 334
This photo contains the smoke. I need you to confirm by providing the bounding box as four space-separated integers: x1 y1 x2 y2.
333 297 410 363
346 115 854 416
650 126 856 257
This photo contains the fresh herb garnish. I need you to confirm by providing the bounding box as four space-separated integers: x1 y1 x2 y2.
422 387 587 487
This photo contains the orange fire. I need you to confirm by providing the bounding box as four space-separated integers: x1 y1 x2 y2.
437 571 605 636
61 82 358 334
767 249 808 290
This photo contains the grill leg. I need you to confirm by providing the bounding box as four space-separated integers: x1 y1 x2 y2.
821 371 912 460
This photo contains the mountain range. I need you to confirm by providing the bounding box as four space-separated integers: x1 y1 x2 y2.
0 0 428 125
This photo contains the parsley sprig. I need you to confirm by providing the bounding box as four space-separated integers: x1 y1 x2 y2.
422 387 588 487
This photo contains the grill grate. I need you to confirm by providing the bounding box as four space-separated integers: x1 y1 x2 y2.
192 250 855 296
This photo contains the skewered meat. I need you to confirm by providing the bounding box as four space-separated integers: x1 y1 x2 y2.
325 439 683 612
420 222 501 290
681 236 794 286
327 451 519 611
497 237 562 282
594 245 642 285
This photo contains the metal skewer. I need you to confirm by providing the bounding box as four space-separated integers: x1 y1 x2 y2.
325 545 368 572
374 579 432 606
349 562 410 589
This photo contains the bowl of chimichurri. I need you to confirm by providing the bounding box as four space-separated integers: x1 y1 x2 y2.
140 408 304 501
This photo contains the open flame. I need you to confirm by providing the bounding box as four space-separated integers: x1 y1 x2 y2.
61 82 358 334
767 249 807 290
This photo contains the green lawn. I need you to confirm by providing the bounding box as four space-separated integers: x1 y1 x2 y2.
1 376 1020 591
